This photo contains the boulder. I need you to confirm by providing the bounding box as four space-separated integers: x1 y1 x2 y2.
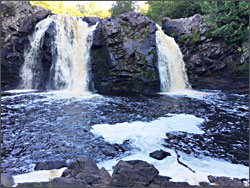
34 160 67 170
90 11 160 95
52 158 111 187
1 173 14 187
109 160 159 187
149 150 171 160
208 175 247 187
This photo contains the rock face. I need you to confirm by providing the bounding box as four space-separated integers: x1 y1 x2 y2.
51 158 111 187
110 160 159 187
149 150 171 160
162 14 249 93
34 160 67 170
90 12 160 95
1 1 52 90
1 173 14 187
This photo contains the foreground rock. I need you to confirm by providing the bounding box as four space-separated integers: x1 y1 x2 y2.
110 160 159 187
207 175 248 187
90 11 160 95
162 14 249 94
15 158 249 187
51 158 111 187
1 173 14 187
35 160 68 170
149 150 171 160
1 1 52 90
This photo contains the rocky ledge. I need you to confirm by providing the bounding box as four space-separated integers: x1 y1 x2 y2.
1 158 249 187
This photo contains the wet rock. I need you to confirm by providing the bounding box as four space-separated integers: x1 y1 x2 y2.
90 11 160 95
149 150 171 160
16 182 49 187
208 175 246 187
51 178 87 187
1 173 14 187
35 160 67 170
161 181 191 187
110 160 159 187
60 158 111 186
148 175 172 187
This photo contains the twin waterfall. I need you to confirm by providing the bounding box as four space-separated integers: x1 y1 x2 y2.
20 15 191 94
156 25 191 93
20 15 97 94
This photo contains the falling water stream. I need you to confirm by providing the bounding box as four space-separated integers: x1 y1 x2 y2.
20 15 97 94
156 24 191 93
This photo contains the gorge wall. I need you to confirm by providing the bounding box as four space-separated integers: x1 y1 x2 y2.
1 1 52 90
88 12 160 95
162 14 249 93
1 2 249 94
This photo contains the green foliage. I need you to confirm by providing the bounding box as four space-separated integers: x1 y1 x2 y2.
111 1 136 17
201 1 249 45
191 29 200 44
146 1 204 23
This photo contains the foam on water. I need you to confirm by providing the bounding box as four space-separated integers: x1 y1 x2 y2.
92 114 249 185
13 167 66 185
158 89 214 100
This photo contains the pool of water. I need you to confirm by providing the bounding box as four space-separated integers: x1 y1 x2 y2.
1 89 249 183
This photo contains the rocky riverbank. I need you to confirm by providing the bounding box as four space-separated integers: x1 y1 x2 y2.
1 158 249 187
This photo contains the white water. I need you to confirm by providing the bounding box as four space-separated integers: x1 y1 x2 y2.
13 167 66 185
91 114 249 185
156 25 191 93
20 15 97 94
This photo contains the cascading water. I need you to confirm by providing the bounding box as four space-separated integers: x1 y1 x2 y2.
156 24 191 93
20 15 97 94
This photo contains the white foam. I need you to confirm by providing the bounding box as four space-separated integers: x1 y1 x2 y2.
4 89 37 93
92 114 249 185
158 89 213 99
13 167 66 185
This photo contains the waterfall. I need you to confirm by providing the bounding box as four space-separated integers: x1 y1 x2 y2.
20 15 97 94
156 24 191 93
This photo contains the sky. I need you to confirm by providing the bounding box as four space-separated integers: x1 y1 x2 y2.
64 1 146 10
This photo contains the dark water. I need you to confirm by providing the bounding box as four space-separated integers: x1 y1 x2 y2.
1 89 249 175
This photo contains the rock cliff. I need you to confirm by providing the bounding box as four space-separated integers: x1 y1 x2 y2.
1 1 52 90
89 12 160 95
162 14 249 93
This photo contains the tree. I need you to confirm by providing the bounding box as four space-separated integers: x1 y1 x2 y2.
146 1 204 23
201 1 249 45
111 1 136 17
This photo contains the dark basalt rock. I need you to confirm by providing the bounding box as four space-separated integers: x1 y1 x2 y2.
34 160 67 170
1 173 14 187
57 158 111 187
109 160 159 187
16 182 50 187
90 11 160 95
149 150 171 160
208 175 247 187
